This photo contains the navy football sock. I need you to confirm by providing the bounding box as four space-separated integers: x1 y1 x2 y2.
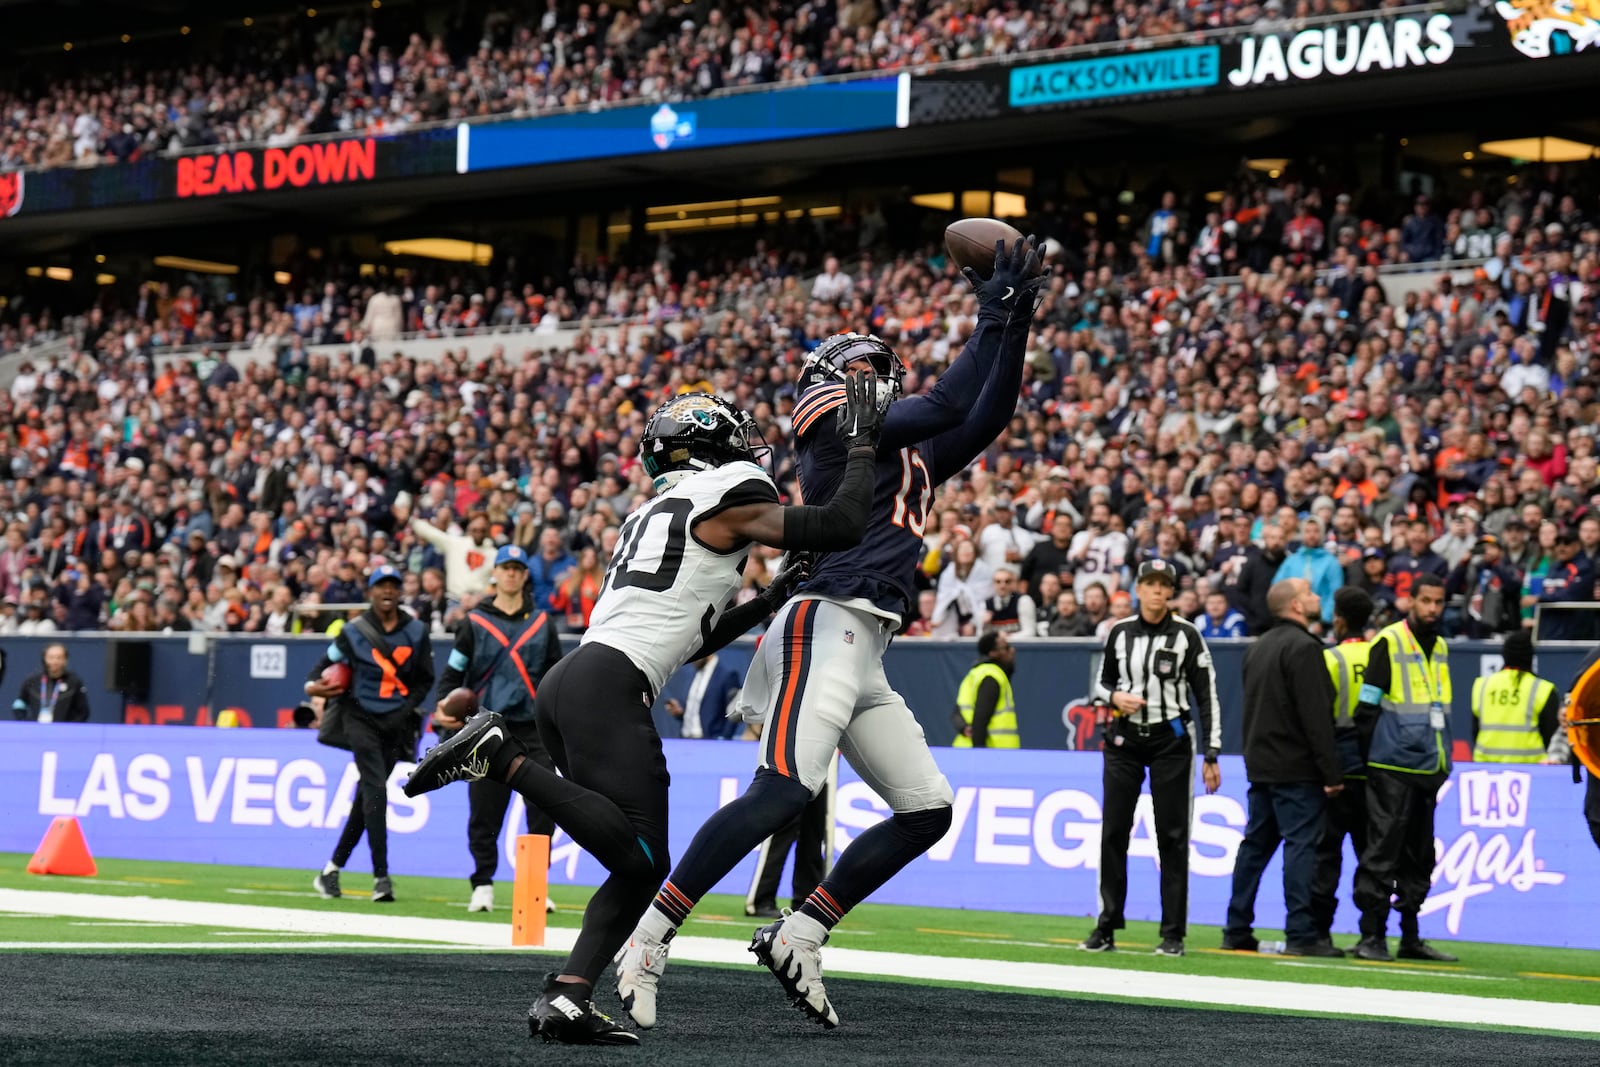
651 768 810 924
799 806 952 930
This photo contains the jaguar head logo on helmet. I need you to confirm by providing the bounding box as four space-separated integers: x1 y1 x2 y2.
640 392 768 491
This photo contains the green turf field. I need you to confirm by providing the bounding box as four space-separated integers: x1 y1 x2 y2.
5 852 1600 1005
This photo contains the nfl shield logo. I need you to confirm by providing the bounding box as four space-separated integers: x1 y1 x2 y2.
843 630 854 645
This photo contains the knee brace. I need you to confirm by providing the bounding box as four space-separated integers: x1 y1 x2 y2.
891 804 953 849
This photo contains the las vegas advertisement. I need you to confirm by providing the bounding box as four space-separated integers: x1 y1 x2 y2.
908 1 1600 124
1 722 1593 950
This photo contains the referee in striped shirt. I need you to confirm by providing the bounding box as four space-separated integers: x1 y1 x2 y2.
1080 559 1223 958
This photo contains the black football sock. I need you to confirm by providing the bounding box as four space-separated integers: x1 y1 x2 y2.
798 805 952 931
505 757 657 881
650 769 809 924
566 871 664 987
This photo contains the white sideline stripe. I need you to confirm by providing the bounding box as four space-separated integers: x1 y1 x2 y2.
0 889 1595 1035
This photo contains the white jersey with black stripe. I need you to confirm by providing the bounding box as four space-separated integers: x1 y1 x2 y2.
1093 611 1223 755
582 460 778 695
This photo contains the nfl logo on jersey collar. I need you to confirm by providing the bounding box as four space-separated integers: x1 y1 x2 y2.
843 630 855 645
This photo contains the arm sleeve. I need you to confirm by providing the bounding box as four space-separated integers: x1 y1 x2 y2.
435 625 473 700
688 598 768 662
1539 686 1561 748
971 676 999 748
307 630 354 680
1094 629 1121 703
780 445 875 550
408 517 449 549
1185 629 1223 757
880 312 1007 452
924 312 1029 483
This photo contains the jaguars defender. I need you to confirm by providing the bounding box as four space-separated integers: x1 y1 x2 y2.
405 375 887 1045
617 237 1044 1030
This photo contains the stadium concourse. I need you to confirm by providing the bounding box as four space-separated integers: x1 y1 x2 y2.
0 0 1383 172
0 165 1596 640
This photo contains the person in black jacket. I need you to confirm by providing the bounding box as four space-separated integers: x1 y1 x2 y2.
305 565 434 903
431 545 562 913
12 644 92 722
1236 521 1288 635
1222 578 1343 956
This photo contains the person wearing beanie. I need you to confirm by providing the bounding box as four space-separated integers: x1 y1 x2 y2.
1471 631 1559 764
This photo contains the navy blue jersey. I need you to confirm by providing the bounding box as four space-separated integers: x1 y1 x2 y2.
789 312 1026 625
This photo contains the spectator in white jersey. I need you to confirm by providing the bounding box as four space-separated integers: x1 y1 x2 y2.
1071 500 1130 597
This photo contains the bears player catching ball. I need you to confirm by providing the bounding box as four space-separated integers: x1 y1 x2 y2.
616 236 1044 1030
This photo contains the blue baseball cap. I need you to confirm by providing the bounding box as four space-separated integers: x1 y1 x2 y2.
494 544 529 569
367 564 403 588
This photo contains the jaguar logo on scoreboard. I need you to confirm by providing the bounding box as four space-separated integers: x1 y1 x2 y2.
1493 0 1600 58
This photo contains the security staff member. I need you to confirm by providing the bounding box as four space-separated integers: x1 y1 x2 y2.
1471 630 1559 763
12 644 91 722
953 631 1019 748
1082 559 1222 958
306 564 434 903
1351 572 1455 962
433 544 562 913
1311 587 1376 944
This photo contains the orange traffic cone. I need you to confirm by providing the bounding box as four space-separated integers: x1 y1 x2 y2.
26 816 98 877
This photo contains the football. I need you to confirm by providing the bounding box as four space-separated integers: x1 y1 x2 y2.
945 217 1028 279
437 687 479 723
319 662 352 694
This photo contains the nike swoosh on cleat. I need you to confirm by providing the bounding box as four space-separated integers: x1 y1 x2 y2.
1002 287 1015 301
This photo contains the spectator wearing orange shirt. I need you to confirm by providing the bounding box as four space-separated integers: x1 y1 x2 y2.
550 546 605 634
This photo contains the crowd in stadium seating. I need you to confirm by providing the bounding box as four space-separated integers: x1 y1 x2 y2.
0 163 1595 645
0 0 1379 171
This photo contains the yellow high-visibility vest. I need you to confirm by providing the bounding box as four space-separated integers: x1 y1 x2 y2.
953 662 1019 748
1368 621 1453 775
1325 639 1372 727
1471 670 1554 764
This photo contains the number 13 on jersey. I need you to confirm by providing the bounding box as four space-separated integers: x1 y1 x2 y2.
891 447 931 536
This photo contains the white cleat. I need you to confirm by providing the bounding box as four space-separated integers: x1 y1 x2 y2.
468 884 495 913
751 913 839 1029
614 926 674 1028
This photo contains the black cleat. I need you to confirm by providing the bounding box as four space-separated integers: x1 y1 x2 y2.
371 876 395 903
313 869 341 899
403 711 507 796
746 900 783 919
1353 936 1393 962
529 975 640 1046
1219 934 1259 952
1153 938 1186 957
1282 941 1345 958
1078 929 1115 952
1397 940 1458 962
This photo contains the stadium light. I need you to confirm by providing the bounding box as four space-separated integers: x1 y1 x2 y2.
911 193 954 211
383 239 494 265
1477 137 1599 164
45 267 73 282
1246 158 1289 174
96 274 116 286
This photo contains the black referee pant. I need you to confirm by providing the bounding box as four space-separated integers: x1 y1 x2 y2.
466 718 556 888
1097 719 1193 942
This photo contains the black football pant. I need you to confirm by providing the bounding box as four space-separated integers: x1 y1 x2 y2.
1310 778 1368 939
1354 768 1444 939
505 644 671 986
467 718 555 888
748 784 829 911
331 706 416 878
1097 721 1193 942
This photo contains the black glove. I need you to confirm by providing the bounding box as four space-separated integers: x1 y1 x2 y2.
836 368 887 450
760 553 811 609
963 235 1046 319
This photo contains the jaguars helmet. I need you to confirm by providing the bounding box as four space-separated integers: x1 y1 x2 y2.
641 392 767 491
802 332 905 409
